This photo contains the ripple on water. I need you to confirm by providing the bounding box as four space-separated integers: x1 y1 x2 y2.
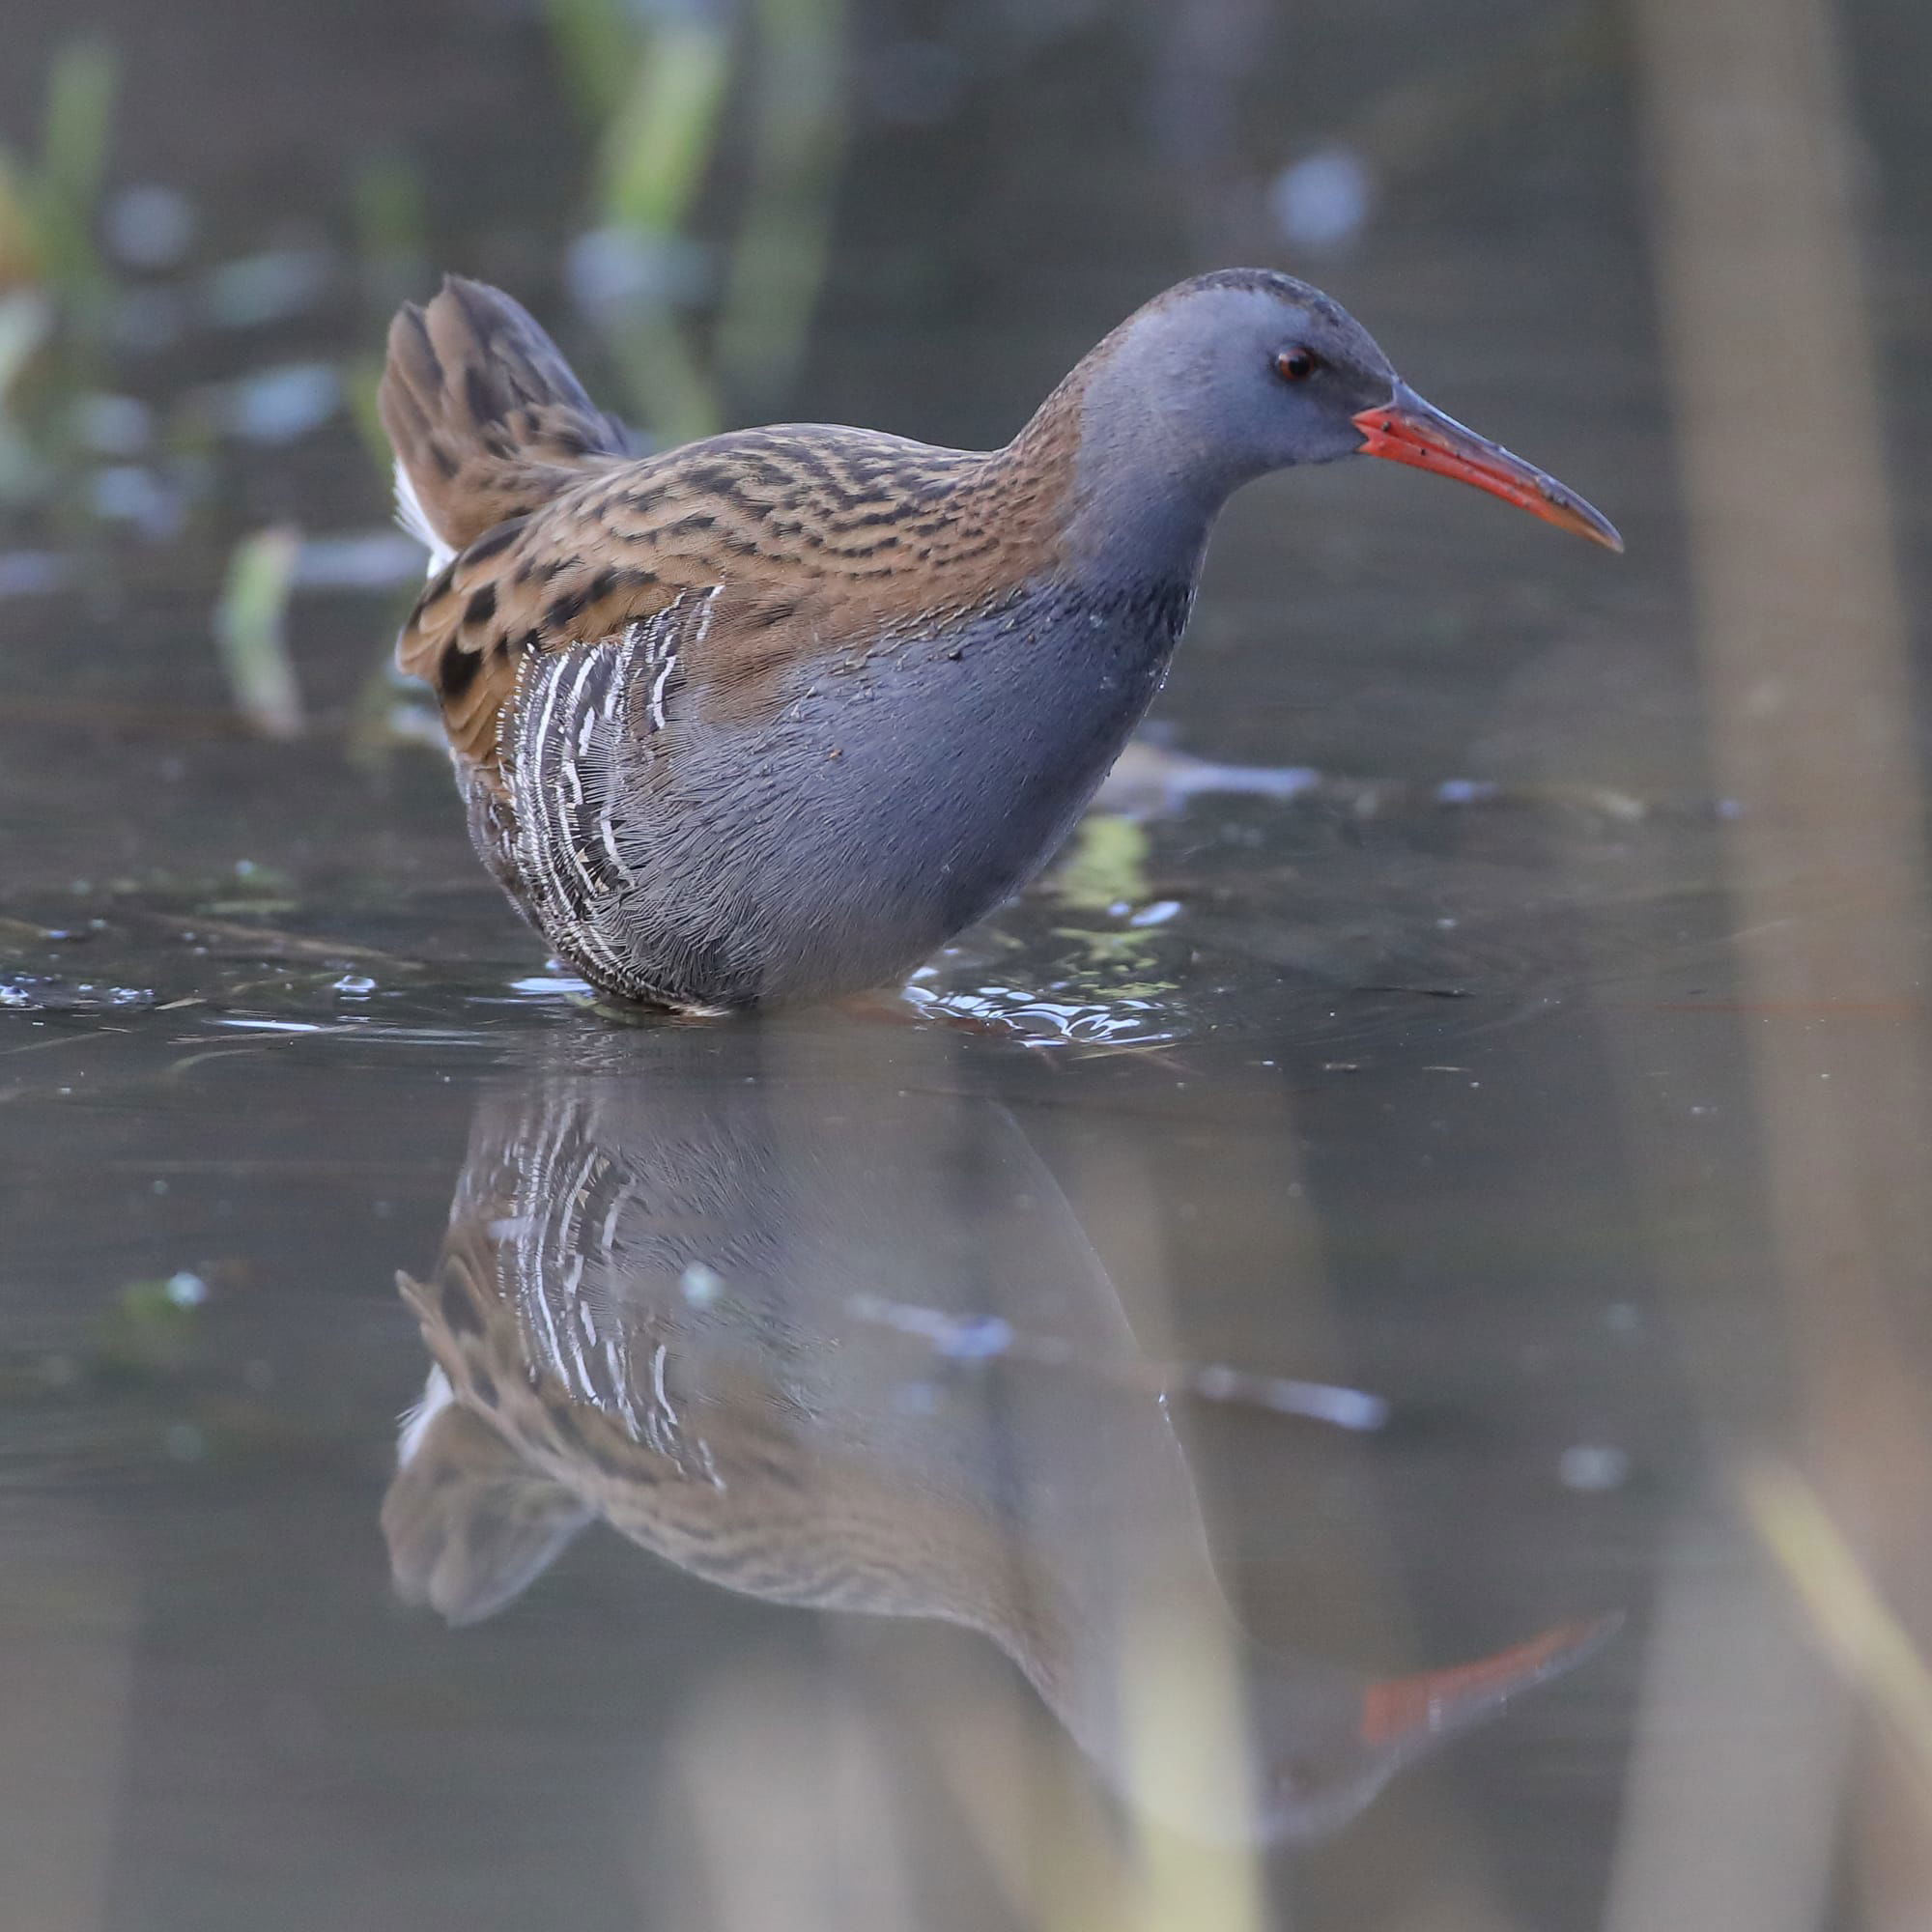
0 779 1736 1062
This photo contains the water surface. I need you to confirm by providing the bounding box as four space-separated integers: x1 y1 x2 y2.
5 2 1930 1926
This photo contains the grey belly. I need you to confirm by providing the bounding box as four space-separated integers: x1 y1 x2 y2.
582 607 1178 1007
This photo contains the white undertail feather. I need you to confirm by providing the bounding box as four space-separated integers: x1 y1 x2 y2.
394 457 456 575
398 1362 457 1465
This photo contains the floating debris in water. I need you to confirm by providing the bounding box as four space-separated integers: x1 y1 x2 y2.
844 1290 1388 1430
90 465 183 539
1558 1444 1630 1492
103 183 197 268
566 226 710 318
0 552 71 597
848 1294 1013 1359
293 529 425 590
215 362 341 444
507 973 593 1001
198 247 332 329
163 1270 209 1308
383 701 450 751
1271 147 1376 251
1189 1362 1390 1431
1092 738 1321 819
74 391 153 456
940 1315 1014 1361
110 285 186 353
0 974 156 1012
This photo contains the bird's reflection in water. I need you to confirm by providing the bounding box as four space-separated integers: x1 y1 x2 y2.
384 1020 1606 1855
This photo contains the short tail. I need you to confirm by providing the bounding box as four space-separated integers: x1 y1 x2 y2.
379 275 632 565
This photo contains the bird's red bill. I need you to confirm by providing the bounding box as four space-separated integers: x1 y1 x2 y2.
1359 1612 1621 1749
1352 387 1624 553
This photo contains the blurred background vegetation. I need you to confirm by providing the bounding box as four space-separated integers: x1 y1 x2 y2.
0 0 1646 746
0 0 860 740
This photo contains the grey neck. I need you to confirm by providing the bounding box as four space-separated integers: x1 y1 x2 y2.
1019 311 1269 591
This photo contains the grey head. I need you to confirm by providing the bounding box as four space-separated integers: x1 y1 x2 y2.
1108 270 1401 474
1054 267 1622 573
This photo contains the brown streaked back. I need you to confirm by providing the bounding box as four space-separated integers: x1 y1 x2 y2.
383 280 1091 775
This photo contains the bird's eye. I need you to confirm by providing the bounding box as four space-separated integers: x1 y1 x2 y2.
1273 347 1319 383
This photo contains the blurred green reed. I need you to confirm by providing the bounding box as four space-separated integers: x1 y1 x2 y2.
213 527 305 740
344 153 433 475
352 152 431 312
718 0 849 411
0 38 115 306
544 0 848 446
0 295 47 503
0 38 117 502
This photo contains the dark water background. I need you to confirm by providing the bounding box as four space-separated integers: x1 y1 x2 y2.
4 2 1931 1927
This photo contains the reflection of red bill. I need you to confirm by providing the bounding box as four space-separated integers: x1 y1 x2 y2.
1360 1611 1622 1750
1354 384 1624 552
